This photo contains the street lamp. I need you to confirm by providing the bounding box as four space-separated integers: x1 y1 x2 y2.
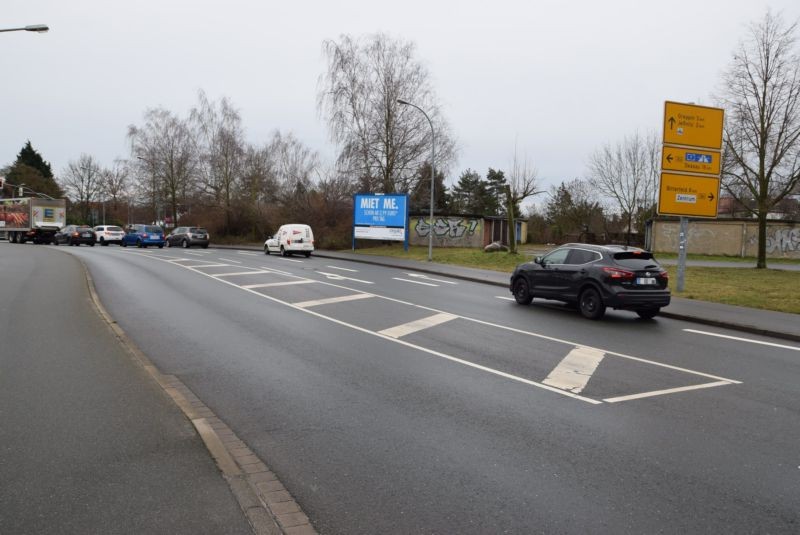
0 24 49 33
397 98 435 262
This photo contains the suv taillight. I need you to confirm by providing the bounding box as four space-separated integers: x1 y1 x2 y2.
603 267 635 279
660 271 669 279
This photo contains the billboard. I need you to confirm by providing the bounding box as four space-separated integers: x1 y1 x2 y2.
352 193 408 247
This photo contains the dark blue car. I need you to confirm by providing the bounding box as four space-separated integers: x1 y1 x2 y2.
121 224 165 248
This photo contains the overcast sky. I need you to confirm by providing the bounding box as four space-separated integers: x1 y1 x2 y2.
3 0 799 205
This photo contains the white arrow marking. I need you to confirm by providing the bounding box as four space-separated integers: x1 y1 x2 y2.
317 271 374 284
326 265 358 272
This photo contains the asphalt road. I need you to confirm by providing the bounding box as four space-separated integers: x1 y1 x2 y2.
29 245 800 533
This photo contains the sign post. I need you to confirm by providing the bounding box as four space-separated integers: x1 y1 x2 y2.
657 101 724 292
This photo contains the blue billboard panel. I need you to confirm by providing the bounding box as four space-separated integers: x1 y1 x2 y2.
353 193 408 245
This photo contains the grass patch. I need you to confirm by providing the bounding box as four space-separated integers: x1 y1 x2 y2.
347 245 799 314
655 252 800 264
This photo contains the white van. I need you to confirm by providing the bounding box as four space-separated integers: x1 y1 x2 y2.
264 224 314 257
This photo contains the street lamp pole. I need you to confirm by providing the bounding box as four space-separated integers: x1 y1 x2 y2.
397 99 435 262
0 24 49 33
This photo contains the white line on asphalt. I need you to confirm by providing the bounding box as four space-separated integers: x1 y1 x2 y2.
317 271 374 284
495 296 515 301
186 264 231 269
218 258 242 264
683 329 800 352
213 270 271 277
259 266 294 276
378 313 458 339
405 273 458 285
242 280 316 289
293 293 374 308
238 251 258 256
184 252 205 256
603 381 734 403
393 277 438 287
135 254 739 404
326 265 358 272
543 347 606 393
278 257 304 263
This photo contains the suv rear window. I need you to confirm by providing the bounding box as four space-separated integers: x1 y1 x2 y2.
108 226 123 232
144 226 162 233
613 251 660 269
190 227 207 233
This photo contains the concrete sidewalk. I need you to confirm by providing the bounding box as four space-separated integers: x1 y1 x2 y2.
218 245 800 343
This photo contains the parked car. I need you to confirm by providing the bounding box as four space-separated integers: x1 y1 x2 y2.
509 243 670 320
53 225 96 246
93 225 125 246
166 226 210 248
121 224 165 248
263 224 314 257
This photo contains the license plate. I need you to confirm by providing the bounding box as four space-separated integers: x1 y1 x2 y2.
82 233 91 237
636 277 657 285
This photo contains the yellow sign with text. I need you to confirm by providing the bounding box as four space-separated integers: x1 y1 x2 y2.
662 145 720 176
663 101 724 150
658 172 721 218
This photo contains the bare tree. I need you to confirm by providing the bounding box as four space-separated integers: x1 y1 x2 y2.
587 130 660 245
102 158 131 212
128 108 196 227
191 90 245 234
505 146 543 254
269 131 320 219
61 154 104 223
717 11 800 268
239 143 278 240
318 33 456 194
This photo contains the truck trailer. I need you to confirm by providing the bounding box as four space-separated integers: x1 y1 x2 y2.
1 197 67 244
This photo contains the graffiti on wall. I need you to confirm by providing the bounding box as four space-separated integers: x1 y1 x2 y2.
765 227 800 253
414 217 479 238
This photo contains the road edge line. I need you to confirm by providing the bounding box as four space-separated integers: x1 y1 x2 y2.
79 260 317 535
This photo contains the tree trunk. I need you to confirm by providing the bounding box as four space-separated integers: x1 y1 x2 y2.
506 186 517 254
757 207 767 269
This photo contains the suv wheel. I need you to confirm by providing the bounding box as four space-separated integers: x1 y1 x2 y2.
137 240 143 248
512 277 533 305
182 239 189 248
264 245 270 255
579 287 606 320
636 308 660 320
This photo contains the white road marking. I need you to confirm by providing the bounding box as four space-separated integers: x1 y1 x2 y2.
238 251 258 256
543 347 606 393
133 254 740 404
293 293 374 308
326 265 358 272
406 273 458 285
604 381 734 403
218 257 242 264
242 280 316 289
185 263 231 268
496 296 515 301
317 271 374 284
259 266 294 276
184 252 205 256
213 270 270 277
684 329 800 352
378 313 458 339
393 277 438 287
279 257 304 263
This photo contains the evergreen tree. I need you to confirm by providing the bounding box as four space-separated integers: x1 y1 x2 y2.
3 141 63 198
485 167 508 215
410 162 449 213
451 168 489 214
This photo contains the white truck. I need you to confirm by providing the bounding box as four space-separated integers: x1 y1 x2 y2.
1 197 67 244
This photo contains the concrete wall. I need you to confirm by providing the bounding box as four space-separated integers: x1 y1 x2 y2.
409 216 483 248
651 219 800 258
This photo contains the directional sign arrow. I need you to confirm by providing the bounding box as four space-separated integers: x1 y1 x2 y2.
707 193 715 201
666 154 674 163
668 116 676 130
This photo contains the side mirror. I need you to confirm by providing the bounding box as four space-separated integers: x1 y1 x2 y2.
534 256 543 265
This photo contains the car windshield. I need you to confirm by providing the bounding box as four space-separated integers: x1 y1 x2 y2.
145 226 162 233
613 251 660 269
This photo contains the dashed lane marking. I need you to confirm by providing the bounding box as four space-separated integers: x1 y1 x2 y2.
405 273 458 285
684 329 800 352
393 277 438 287
213 270 271 278
543 347 606 394
217 257 242 264
242 280 316 289
378 313 458 339
293 293 374 309
496 296 515 301
326 265 359 272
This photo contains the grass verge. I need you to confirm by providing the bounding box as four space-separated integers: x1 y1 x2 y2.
349 245 800 314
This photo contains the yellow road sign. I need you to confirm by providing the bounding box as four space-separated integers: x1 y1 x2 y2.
663 101 724 150
662 145 720 176
658 172 721 218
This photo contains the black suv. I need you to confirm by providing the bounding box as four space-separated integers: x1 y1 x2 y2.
510 243 670 320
